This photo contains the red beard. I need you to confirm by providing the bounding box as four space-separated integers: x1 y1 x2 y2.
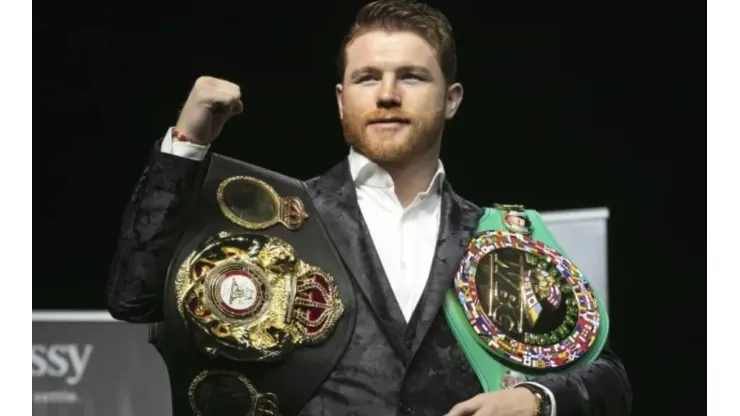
341 107 444 166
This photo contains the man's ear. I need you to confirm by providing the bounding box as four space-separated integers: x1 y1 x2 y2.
336 84 344 120
444 82 464 120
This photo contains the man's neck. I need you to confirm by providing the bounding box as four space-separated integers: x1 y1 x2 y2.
382 145 441 208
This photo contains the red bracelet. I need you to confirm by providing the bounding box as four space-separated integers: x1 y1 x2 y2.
172 127 194 143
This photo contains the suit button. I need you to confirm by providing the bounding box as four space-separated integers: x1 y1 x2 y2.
399 402 412 414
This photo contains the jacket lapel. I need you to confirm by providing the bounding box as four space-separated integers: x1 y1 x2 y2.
406 182 482 359
306 161 409 359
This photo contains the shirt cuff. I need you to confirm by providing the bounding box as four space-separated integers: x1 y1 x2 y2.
516 381 556 416
159 127 210 161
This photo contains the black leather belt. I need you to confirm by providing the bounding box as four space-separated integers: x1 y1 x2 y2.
152 154 356 416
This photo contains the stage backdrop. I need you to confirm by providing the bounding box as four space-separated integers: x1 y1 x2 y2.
32 207 610 416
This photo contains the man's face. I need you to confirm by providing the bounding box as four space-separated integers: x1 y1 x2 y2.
336 31 463 165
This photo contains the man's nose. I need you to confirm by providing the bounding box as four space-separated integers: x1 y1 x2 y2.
376 79 401 108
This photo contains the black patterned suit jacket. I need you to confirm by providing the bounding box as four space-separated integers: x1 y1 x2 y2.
106 142 633 415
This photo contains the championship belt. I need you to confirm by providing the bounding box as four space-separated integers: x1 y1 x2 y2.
175 183 343 362
443 204 609 392
157 155 355 416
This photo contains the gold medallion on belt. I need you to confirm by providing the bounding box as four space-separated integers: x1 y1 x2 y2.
174 175 344 362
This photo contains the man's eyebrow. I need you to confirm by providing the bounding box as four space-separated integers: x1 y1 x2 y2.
348 66 381 80
397 65 433 77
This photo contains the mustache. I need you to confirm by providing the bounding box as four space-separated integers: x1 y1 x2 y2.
362 109 414 124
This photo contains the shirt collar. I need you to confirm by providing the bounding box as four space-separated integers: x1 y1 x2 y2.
347 147 446 195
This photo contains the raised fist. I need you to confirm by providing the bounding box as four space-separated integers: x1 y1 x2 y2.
174 76 243 145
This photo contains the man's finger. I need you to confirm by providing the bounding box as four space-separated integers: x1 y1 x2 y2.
444 395 484 416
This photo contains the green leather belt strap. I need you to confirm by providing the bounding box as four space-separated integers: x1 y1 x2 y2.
443 207 610 392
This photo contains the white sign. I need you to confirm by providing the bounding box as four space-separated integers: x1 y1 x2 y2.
32 343 94 386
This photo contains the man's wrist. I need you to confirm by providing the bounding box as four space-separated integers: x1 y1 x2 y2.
160 127 210 161
172 126 203 145
515 383 552 416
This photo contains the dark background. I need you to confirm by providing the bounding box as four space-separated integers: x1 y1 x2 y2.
34 2 703 415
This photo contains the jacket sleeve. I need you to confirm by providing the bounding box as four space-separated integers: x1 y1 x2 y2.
105 139 205 323
534 345 633 415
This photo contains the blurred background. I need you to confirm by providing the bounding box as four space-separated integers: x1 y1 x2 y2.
33 1 703 415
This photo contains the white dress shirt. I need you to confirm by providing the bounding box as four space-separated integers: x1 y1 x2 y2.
347 147 444 321
159 129 556 414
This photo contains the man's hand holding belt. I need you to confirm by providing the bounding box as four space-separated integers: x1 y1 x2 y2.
445 384 554 416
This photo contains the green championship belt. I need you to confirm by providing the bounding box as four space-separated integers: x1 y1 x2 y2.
443 204 609 391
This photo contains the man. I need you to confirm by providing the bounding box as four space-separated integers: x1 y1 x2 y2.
106 1 632 415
